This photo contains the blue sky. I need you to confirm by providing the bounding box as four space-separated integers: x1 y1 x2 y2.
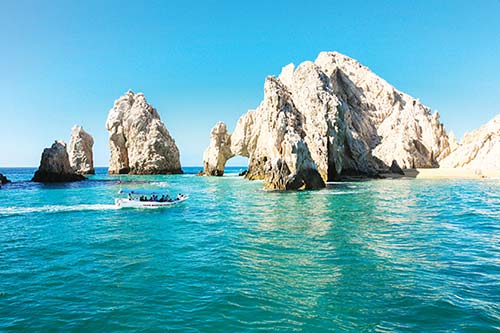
1 0 499 167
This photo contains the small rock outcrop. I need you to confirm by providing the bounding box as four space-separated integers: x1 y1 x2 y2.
389 160 405 175
0 173 10 185
202 122 233 176
32 141 86 182
440 115 500 170
106 90 182 174
68 125 95 175
202 51 453 190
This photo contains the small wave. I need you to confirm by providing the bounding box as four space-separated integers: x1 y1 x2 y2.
149 182 169 187
0 204 117 216
314 190 366 195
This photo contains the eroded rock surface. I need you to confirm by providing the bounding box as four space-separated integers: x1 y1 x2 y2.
69 125 94 174
440 115 500 170
202 122 233 176
202 52 453 190
106 90 182 174
32 141 86 182
315 52 452 171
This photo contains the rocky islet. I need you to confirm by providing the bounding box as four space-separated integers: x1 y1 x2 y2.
32 141 86 182
106 90 182 175
3 52 496 188
202 51 461 189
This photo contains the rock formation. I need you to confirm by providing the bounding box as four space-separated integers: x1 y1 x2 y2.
440 115 500 170
32 141 86 182
202 122 233 176
106 90 182 174
202 51 453 190
0 173 10 185
389 160 405 175
68 125 95 174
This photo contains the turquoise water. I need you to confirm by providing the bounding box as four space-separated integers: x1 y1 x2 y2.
1 167 499 332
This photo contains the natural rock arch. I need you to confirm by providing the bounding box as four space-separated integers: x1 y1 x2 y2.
202 51 454 190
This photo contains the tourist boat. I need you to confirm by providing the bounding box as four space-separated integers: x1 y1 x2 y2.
115 189 189 208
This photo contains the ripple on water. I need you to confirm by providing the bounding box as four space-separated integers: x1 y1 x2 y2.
0 172 499 331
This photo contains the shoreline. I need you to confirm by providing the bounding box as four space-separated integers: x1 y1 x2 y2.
382 168 500 180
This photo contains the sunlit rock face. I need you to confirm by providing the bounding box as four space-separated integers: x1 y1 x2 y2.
202 51 453 190
231 76 326 190
106 90 182 174
315 51 452 172
68 125 94 175
202 122 234 176
32 141 86 182
440 115 500 171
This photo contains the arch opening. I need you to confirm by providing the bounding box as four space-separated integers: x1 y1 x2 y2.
224 155 249 176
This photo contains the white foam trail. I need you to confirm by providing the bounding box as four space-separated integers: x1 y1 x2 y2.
0 204 117 216
150 182 169 187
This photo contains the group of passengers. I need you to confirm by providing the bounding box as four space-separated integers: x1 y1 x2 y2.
128 193 184 202
139 194 173 202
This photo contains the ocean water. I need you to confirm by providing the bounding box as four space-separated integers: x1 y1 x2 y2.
0 167 499 332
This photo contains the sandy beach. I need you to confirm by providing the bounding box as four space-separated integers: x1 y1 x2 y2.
403 168 500 179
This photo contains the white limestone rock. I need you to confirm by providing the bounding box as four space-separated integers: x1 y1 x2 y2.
448 131 459 153
202 51 453 190
202 122 234 176
32 141 86 182
68 125 94 175
106 90 182 174
315 51 452 171
208 77 325 190
440 115 500 170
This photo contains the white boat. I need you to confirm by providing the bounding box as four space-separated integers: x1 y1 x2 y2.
115 189 189 209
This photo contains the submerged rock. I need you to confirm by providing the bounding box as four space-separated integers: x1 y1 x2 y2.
202 51 452 190
32 141 86 182
106 90 182 174
440 115 500 171
0 173 10 185
68 125 95 175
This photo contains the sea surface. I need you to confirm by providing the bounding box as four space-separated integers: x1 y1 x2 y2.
0 167 499 332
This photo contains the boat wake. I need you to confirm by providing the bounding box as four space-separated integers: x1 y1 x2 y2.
149 182 169 187
0 204 117 216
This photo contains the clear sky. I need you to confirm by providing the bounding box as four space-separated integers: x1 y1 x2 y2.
1 0 499 167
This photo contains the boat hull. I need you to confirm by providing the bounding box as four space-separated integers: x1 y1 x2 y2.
115 196 188 209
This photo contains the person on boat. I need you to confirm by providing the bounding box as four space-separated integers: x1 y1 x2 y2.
128 193 132 200
159 195 165 202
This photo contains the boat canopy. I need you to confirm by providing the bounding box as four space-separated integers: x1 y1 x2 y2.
118 189 167 195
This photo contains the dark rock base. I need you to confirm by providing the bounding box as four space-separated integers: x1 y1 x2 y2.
0 173 11 185
108 168 184 175
32 171 86 183
389 160 405 175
